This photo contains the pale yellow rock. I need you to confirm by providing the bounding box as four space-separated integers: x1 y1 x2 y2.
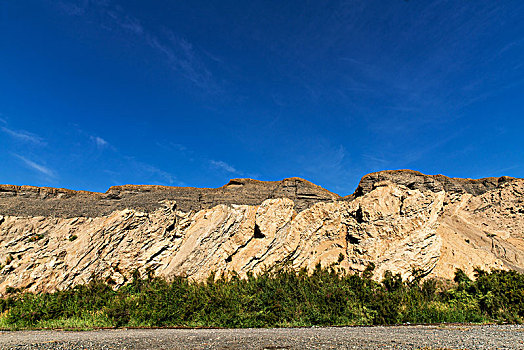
226 198 296 277
0 178 523 294
432 181 524 279
341 183 445 280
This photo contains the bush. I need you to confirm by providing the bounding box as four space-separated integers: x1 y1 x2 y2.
0 266 522 329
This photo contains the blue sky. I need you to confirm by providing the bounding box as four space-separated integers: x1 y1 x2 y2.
1 0 523 195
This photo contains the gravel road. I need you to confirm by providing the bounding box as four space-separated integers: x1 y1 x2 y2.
1 325 523 349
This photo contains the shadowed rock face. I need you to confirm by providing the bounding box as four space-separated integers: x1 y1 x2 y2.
0 177 340 218
0 170 523 293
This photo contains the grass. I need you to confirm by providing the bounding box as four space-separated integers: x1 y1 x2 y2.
0 264 522 330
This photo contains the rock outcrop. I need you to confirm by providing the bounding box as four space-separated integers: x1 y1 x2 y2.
0 178 339 218
352 169 518 197
0 170 523 293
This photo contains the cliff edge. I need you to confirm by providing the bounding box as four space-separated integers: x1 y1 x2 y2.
0 177 340 218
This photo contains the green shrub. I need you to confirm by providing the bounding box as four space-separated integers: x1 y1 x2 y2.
0 266 523 329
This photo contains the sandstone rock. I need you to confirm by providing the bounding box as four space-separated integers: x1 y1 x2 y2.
352 169 518 197
0 171 523 293
433 180 524 279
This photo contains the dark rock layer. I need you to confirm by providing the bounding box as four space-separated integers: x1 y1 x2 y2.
1 170 521 218
351 170 518 198
0 178 339 218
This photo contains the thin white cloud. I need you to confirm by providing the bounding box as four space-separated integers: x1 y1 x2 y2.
57 0 219 93
145 31 218 93
291 139 354 194
56 0 88 16
90 135 109 148
210 160 238 174
123 157 180 186
302 143 347 176
106 8 144 35
1 127 46 146
0 116 6 125
390 130 461 167
139 163 177 185
13 154 56 178
362 154 390 168
156 141 188 153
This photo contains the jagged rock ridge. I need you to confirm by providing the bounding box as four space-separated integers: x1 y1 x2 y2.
0 170 522 293
353 169 519 197
0 177 340 218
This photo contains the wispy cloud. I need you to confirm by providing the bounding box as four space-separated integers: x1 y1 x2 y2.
157 142 254 179
106 7 143 35
131 159 178 185
209 160 239 174
77 128 179 186
1 126 46 146
56 0 220 93
290 139 355 194
156 141 191 156
71 126 114 151
395 130 463 167
167 142 187 152
90 135 109 149
56 0 88 16
13 154 56 178
300 143 348 176
146 32 218 93
362 154 390 169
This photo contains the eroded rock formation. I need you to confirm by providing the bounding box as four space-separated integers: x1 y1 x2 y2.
0 177 339 217
0 170 523 293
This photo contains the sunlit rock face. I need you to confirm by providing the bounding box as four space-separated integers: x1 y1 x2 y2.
0 170 523 293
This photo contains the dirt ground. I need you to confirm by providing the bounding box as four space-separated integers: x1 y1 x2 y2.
1 324 523 349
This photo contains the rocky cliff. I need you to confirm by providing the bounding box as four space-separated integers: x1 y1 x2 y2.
0 177 339 217
0 170 522 293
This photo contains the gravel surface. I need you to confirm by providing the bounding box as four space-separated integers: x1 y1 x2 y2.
1 325 523 349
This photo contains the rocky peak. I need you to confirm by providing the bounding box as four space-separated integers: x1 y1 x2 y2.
352 169 518 198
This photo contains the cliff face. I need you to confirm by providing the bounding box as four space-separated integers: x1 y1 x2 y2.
352 169 518 197
0 177 339 218
0 170 522 293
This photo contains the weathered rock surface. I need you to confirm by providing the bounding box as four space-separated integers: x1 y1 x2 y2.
352 169 518 197
0 170 522 293
0 178 339 218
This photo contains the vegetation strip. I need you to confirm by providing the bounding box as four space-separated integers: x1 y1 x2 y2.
0 265 522 330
